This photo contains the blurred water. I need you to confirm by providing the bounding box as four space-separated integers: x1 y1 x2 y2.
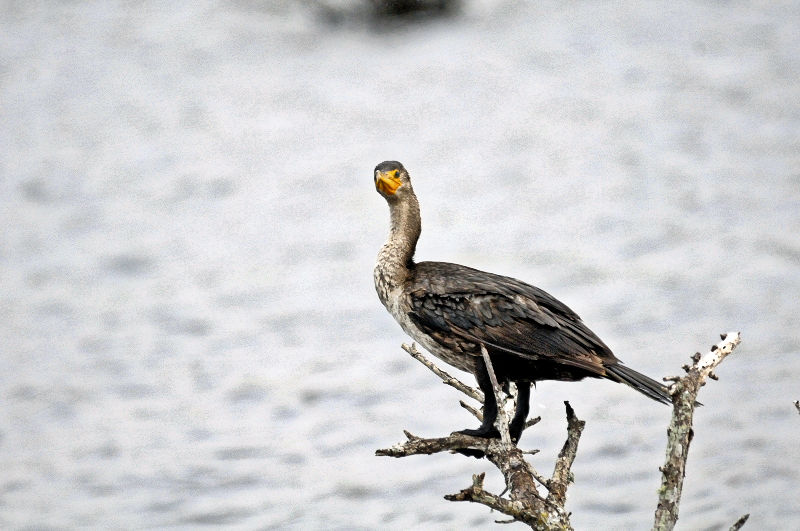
1 1 799 529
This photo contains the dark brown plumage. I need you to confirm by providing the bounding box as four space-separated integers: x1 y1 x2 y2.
373 161 671 444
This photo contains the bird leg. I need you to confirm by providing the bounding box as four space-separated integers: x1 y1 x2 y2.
508 381 531 443
457 356 500 439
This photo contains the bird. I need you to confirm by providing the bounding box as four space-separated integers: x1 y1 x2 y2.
373 160 673 445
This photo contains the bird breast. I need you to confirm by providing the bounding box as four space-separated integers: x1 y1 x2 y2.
377 282 478 374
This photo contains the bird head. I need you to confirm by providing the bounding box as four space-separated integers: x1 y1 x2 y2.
374 161 411 199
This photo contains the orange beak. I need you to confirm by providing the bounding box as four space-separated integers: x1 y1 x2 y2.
376 170 402 195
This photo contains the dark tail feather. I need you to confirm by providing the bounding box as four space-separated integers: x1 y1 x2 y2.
605 364 673 405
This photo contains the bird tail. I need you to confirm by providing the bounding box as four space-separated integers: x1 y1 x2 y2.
605 364 673 405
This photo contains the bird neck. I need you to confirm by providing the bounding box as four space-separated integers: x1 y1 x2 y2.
376 192 421 293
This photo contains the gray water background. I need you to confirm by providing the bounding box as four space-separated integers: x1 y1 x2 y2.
1 1 799 529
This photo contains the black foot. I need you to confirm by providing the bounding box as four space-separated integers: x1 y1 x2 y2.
453 426 501 458
455 447 486 459
508 419 525 443
457 426 500 439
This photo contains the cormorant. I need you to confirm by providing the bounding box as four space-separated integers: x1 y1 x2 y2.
373 161 672 443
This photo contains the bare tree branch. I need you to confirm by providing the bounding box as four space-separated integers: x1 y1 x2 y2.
402 343 483 402
481 344 512 445
729 513 750 531
653 331 743 531
376 430 493 457
381 334 743 529
377 345 582 529
525 416 542 430
459 399 483 421
443 472 544 527
547 401 585 508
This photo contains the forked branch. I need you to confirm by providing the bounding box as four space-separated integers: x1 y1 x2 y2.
377 343 581 529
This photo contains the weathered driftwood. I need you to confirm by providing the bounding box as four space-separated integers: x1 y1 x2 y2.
376 343 581 529
653 331 744 531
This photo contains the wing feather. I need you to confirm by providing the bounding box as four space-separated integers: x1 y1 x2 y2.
406 261 617 376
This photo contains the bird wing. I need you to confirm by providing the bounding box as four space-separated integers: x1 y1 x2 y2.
406 261 616 376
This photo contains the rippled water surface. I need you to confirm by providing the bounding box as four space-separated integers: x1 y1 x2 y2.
1 1 799 529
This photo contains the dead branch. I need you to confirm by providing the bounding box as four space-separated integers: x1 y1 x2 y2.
729 513 750 531
381 333 743 529
653 331 743 531
481 345 513 445
401 343 483 403
547 401 585 508
443 472 543 527
377 343 581 529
